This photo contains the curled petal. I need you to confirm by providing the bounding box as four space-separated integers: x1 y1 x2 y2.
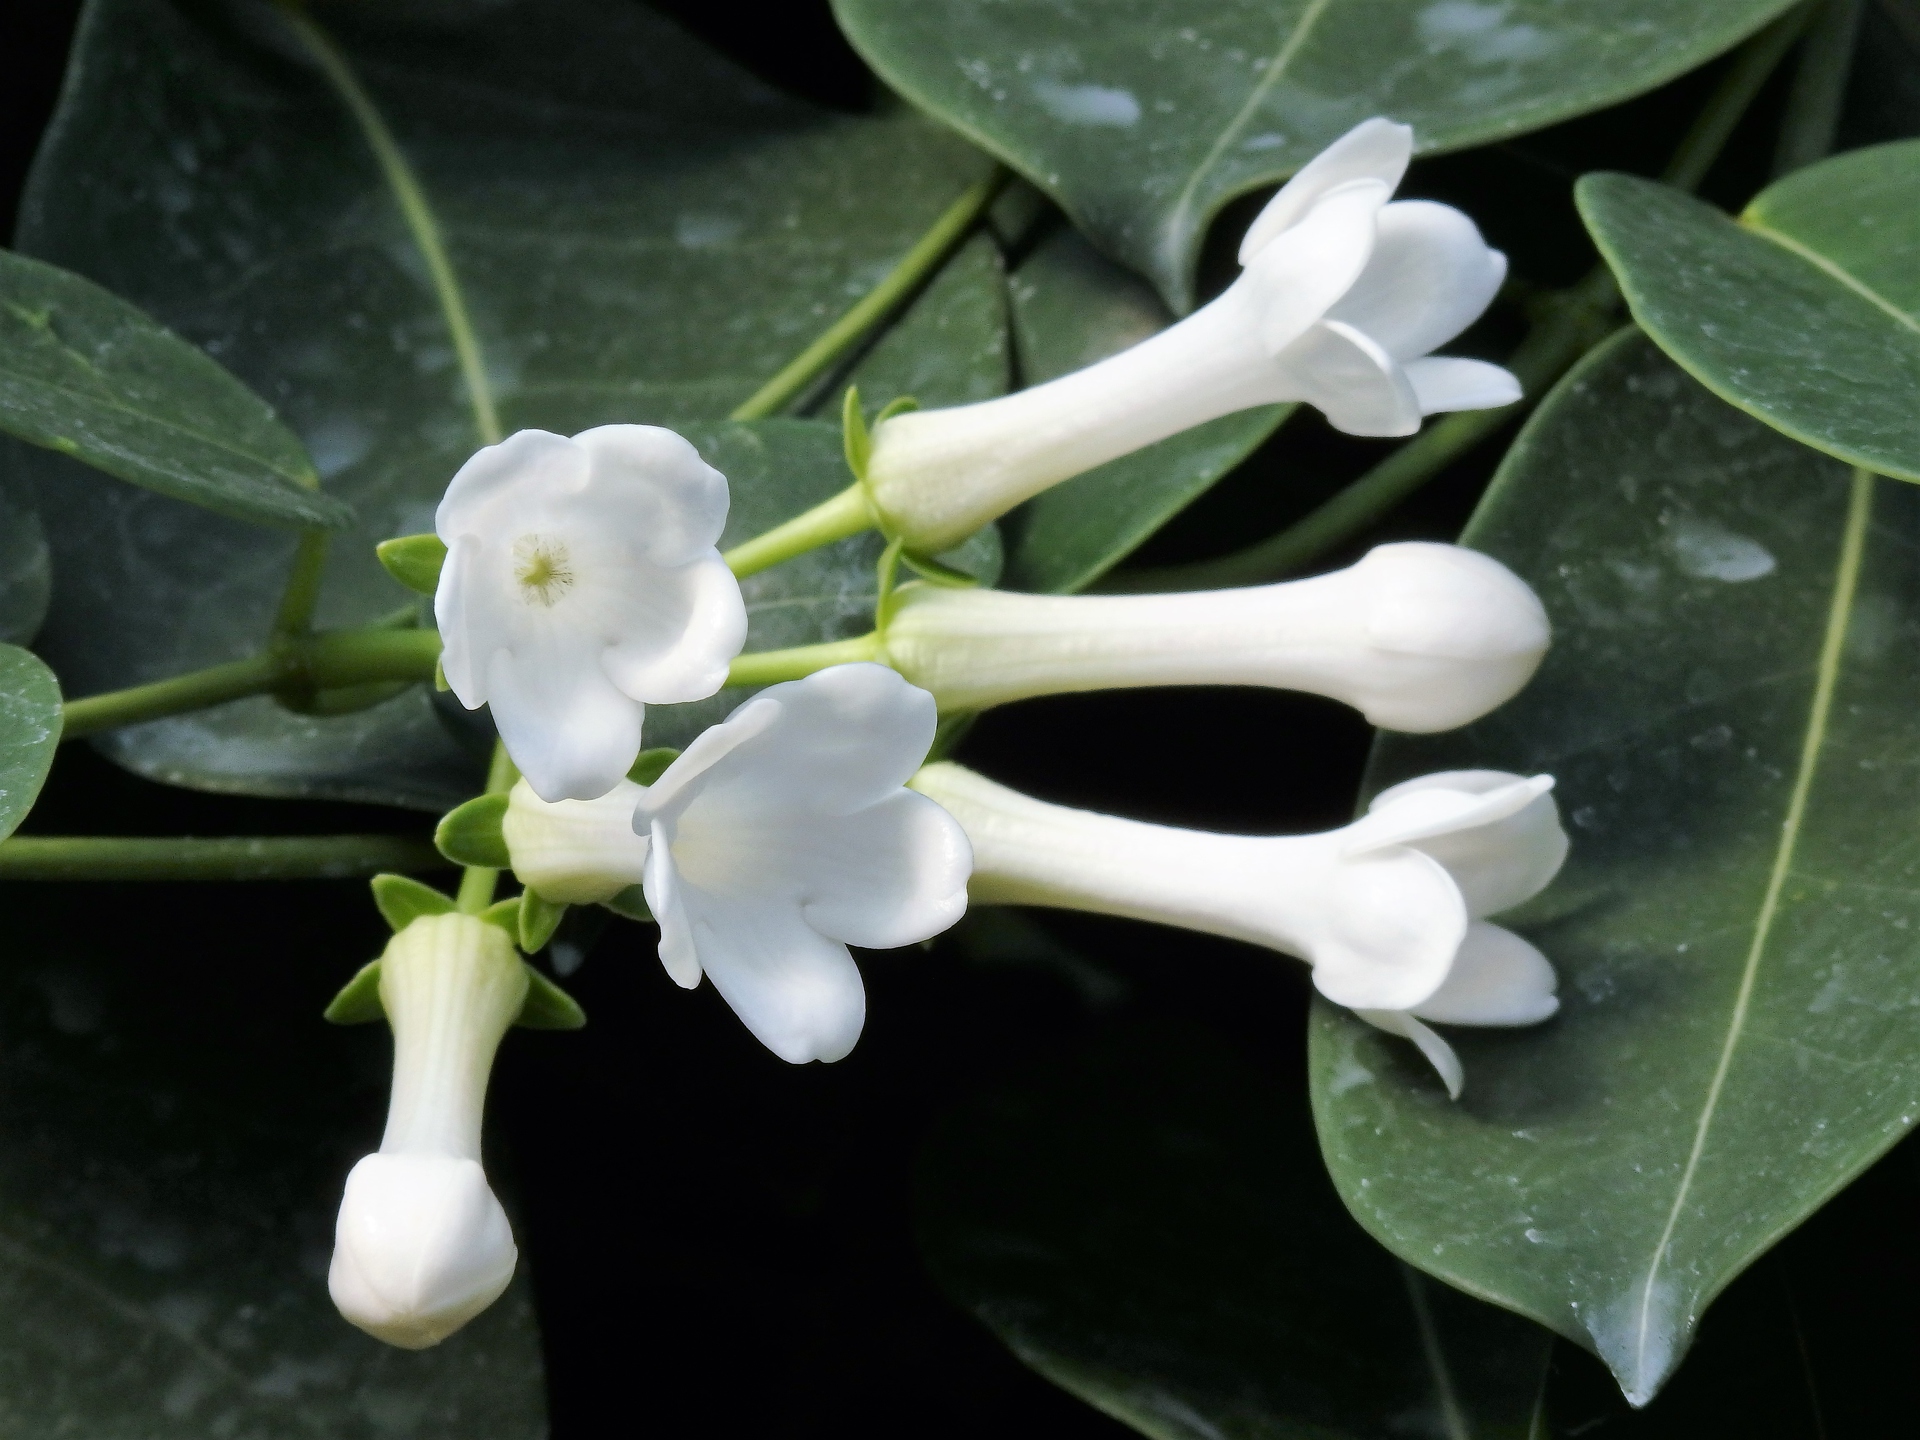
1406 357 1522 416
1308 847 1466 1012
598 553 748 704
1272 320 1421 437
798 792 972 950
486 637 644 804
1412 922 1559 1026
679 889 868 1064
645 818 702 990
1355 1009 1464 1099
1368 769 1568 916
572 425 729 564
1239 182 1390 357
1326 200 1507 361
1238 117 1413 263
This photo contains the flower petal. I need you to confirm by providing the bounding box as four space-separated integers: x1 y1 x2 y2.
1354 1008 1464 1099
644 817 702 989
486 635 643 803
1273 319 1421 437
797 790 972 949
597 552 747 704
1324 200 1507 361
436 429 584 537
1238 181 1391 358
572 424 729 564
1406 357 1522 415
1308 846 1465 1011
1237 117 1413 264
503 778 651 904
1411 922 1559 1026
1364 769 1568 916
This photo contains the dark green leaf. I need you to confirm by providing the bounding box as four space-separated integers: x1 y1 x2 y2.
1312 329 1920 1406
515 967 585 1031
841 233 1009 412
368 871 454 931
375 533 446 596
0 475 51 647
831 0 1798 308
14 0 998 808
920 1019 1551 1439
998 229 1283 594
0 643 61 842
1578 144 1920 482
0 250 349 530
323 959 384 1024
436 792 509 869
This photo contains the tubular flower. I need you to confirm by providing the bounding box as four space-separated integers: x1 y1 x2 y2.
329 913 526 1349
910 764 1566 1096
863 117 1518 553
435 425 748 803
501 778 651 905
883 542 1548 732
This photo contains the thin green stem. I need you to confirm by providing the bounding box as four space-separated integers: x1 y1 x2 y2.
456 740 519 913
1772 0 1861 177
729 168 1007 423
724 485 874 579
270 529 333 647
279 1 501 446
0 834 445 882
1108 12 1807 594
725 634 883 689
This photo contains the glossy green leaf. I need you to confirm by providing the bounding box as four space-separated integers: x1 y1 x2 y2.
1311 330 1920 1406
0 476 51 647
0 249 348 530
0 643 61 842
1578 142 1920 483
13 0 997 808
831 0 1798 309
999 228 1284 594
920 1019 1552 1439
842 232 1009 412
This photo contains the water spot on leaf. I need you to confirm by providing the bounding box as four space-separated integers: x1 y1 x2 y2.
1031 81 1140 128
1664 517 1776 582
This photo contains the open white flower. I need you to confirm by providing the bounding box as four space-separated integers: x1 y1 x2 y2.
910 764 1566 1095
865 118 1518 553
884 542 1548 732
577 663 972 1064
436 425 748 803
329 913 526 1348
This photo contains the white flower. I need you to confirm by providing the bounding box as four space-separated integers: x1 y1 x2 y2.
884 542 1548 732
497 663 971 1062
909 764 1566 1096
329 913 526 1348
436 425 748 803
864 118 1518 553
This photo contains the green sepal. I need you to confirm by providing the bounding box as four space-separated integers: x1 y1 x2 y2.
873 395 919 426
627 747 680 785
434 657 449 692
603 884 653 922
436 793 510 868
376 533 448 595
480 896 521 936
874 536 907 626
519 888 567 952
516 964 587 1029
900 550 981 588
841 384 872 481
324 960 385 1024
370 873 455 933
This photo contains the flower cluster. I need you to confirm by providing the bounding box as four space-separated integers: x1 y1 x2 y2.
331 119 1563 1348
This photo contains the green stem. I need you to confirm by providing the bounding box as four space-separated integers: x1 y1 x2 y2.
456 740 519 913
728 168 1007 423
725 634 884 689
723 484 874 579
1107 12 1807 594
0 834 446 882
1771 0 1861 177
270 529 333 649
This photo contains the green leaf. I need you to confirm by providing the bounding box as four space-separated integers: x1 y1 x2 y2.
515 967 586 1031
919 1019 1552 1439
841 233 1008 411
0 249 350 530
997 230 1284 594
375 532 447 595
1311 329 1920 1406
626 748 679 786
831 0 1798 309
1578 144 1920 483
323 959 384 1024
0 477 50 647
517 888 566 953
368 871 455 932
437 792 510 868
14 0 998 809
0 644 60 843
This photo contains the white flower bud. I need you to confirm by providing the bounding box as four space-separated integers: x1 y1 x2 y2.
864 118 1518 553
883 542 1548 732
910 763 1566 1095
328 913 527 1349
502 777 650 904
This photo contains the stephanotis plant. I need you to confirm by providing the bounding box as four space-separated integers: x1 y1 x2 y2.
2 0 1915 1431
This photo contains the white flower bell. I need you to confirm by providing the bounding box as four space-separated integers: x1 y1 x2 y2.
501 778 650 905
436 425 748 803
864 118 1518 553
884 542 1548 731
329 913 526 1348
910 764 1566 1096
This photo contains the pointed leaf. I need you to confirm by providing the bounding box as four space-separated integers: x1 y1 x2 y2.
1312 330 1920 1405
437 792 510 868
368 871 455 932
0 250 350 529
323 959 385 1024
831 0 1798 308
0 644 60 842
1578 142 1920 482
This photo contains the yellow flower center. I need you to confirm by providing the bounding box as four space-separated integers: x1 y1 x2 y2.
512 535 575 606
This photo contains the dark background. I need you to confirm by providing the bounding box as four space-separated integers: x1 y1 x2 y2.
6 2 1920 1436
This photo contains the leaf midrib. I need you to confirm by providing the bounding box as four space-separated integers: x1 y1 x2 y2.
1744 216 1920 340
1622 468 1874 1390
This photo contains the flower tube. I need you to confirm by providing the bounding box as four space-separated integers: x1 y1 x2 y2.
329 913 526 1348
436 424 748 803
864 118 1518 554
883 542 1548 732
910 763 1566 1095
